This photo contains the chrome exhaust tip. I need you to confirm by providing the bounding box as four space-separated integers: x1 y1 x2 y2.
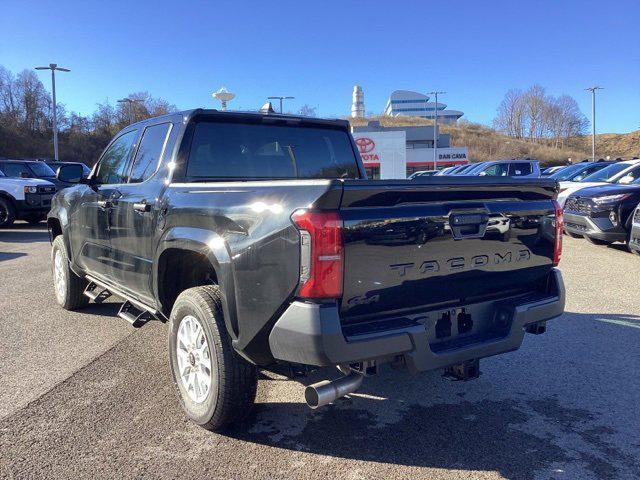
304 372 364 409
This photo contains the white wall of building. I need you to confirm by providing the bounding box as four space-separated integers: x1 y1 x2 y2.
405 147 469 164
352 131 407 179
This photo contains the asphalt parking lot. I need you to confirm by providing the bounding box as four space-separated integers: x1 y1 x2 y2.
1 224 639 480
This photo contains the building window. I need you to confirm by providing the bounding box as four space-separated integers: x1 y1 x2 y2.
365 166 380 179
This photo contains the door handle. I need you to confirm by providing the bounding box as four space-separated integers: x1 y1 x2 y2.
97 199 112 209
133 202 152 213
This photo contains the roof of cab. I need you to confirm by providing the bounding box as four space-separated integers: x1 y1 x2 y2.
126 109 350 130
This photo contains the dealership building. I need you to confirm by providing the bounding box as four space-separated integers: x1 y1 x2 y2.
383 90 464 124
351 121 468 179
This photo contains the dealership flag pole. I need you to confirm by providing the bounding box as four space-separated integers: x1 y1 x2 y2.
429 91 445 170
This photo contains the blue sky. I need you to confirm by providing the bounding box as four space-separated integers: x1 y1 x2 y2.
2 0 639 132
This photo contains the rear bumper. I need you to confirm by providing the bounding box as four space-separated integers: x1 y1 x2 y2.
564 212 627 242
269 269 565 372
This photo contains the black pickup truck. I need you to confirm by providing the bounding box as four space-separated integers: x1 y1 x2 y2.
48 109 565 431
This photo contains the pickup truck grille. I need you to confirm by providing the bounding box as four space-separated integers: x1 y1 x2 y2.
38 186 56 194
564 197 591 215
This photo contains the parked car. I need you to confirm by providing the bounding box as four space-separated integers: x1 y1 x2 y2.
549 161 614 183
463 160 541 178
451 163 481 175
563 178 640 249
44 160 92 179
434 166 459 175
557 160 640 208
48 109 565 431
541 165 567 176
408 170 438 179
0 159 68 190
0 168 56 227
628 203 640 255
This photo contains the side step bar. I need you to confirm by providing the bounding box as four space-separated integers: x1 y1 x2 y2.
83 283 112 303
118 301 151 328
84 275 158 328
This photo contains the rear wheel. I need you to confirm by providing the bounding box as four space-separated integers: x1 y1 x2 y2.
51 236 89 310
584 235 610 246
168 285 257 431
0 197 16 228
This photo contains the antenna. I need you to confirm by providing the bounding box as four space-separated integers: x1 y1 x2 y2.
212 87 235 110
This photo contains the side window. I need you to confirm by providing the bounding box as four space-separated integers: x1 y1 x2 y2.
128 123 172 183
509 163 533 176
483 164 508 176
0 163 31 178
94 130 138 185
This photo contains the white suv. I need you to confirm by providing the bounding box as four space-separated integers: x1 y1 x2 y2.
0 168 56 227
557 160 640 208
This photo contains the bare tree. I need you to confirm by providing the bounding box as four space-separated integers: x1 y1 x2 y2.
494 89 525 138
297 104 317 117
494 85 588 148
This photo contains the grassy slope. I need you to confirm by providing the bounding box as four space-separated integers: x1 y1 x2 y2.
349 116 639 166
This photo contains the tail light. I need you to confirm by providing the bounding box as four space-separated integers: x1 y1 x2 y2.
291 210 343 299
553 200 563 266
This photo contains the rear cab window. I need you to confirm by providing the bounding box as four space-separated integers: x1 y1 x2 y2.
185 121 360 180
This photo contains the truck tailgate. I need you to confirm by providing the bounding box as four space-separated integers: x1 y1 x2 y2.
338 178 558 321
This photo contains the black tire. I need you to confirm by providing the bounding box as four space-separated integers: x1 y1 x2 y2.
168 285 257 431
51 235 89 310
565 230 583 239
0 197 16 228
584 235 610 246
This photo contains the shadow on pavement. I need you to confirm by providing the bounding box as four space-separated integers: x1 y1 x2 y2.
224 311 640 479
0 251 27 262
0 225 49 244
228 394 629 480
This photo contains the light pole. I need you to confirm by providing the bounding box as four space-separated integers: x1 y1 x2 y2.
35 63 70 160
585 86 603 161
117 98 143 125
428 91 445 170
268 96 294 114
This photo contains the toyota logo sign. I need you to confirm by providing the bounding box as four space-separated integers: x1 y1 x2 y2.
355 137 376 154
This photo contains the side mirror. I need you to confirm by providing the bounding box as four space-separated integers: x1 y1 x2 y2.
57 164 84 183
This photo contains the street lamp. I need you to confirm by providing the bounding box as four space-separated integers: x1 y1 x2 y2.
428 91 445 170
35 63 70 161
117 98 144 125
585 86 603 161
267 96 294 114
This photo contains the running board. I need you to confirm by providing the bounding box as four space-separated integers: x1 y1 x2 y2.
84 283 112 303
118 301 151 328
84 275 158 327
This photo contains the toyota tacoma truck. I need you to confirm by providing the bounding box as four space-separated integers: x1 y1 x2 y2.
48 109 565 431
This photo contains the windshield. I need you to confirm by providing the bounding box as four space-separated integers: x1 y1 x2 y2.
186 121 360 180
0 169 4 177
549 163 588 180
582 163 630 183
27 162 56 177
457 164 480 174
